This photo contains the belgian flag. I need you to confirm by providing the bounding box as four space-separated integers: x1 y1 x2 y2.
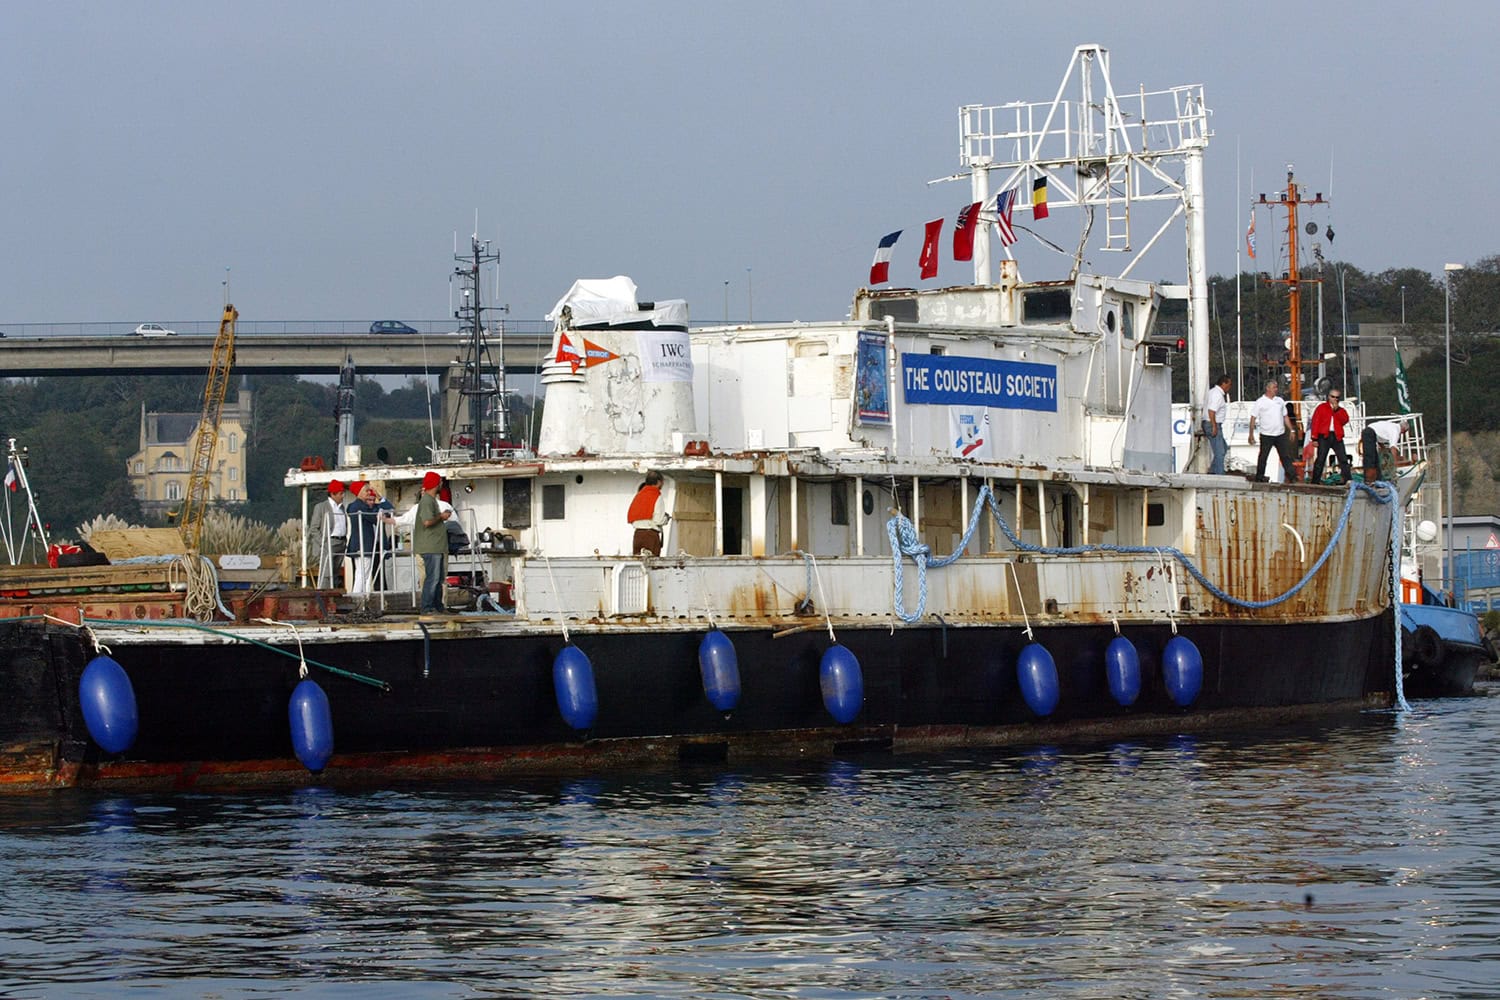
1032 177 1049 220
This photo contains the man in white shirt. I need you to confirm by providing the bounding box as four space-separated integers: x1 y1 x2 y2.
1247 379 1295 483
317 480 350 588
1202 374 1232 474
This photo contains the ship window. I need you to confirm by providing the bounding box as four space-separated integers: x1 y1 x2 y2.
929 345 945 356
868 297 918 323
1105 308 1116 333
503 479 533 529
862 490 874 516
831 483 849 526
1022 288 1072 322
1146 502 1165 527
542 484 565 520
1122 302 1136 341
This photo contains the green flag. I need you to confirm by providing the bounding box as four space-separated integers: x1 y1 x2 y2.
1394 339 1412 415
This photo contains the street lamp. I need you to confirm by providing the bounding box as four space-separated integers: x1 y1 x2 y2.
1444 262 1464 601
1337 266 1351 397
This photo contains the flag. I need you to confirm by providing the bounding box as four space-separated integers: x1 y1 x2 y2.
994 188 1017 246
1394 340 1412 415
554 331 584 373
1245 211 1256 259
1031 177 1049 220
952 202 981 261
869 230 901 284
950 408 991 459
581 337 620 368
4 461 16 493
918 218 943 279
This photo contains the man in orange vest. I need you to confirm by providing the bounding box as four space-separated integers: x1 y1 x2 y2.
627 471 670 556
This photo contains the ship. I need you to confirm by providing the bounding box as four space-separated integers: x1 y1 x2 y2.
0 44 1413 792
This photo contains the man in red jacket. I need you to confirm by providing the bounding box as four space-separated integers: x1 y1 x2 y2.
1308 390 1352 484
626 470 670 556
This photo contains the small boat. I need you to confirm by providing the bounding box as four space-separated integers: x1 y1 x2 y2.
0 44 1415 792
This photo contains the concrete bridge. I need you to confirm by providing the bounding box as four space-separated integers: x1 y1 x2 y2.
0 326 553 378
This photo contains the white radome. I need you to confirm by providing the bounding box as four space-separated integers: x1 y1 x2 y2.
1416 520 1439 543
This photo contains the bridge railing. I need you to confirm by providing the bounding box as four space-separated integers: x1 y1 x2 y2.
0 319 557 338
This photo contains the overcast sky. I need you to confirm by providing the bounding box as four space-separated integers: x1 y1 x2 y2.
2 1 1494 330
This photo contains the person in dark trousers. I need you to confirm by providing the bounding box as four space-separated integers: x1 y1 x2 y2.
626 470 670 556
1308 390 1353 484
1247 379 1295 483
318 480 350 588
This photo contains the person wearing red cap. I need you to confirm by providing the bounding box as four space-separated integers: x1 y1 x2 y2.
412 472 452 613
317 480 350 588
347 481 394 597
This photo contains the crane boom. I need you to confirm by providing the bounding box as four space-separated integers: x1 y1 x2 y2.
181 303 237 554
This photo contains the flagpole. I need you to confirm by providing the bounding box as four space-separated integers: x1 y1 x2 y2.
1235 151 1243 399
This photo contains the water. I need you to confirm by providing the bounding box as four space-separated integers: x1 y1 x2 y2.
4 691 1500 998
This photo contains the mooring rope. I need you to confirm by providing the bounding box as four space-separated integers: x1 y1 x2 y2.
887 480 1409 708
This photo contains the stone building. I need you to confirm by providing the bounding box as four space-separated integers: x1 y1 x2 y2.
126 391 252 522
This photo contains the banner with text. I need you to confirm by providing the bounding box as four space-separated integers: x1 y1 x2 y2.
638 331 694 382
900 354 1058 412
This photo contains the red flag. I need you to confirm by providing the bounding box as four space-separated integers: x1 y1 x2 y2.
554 332 584 373
952 202 981 261
918 218 943 279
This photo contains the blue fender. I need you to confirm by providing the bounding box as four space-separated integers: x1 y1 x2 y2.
1104 636 1142 707
288 677 335 772
553 645 599 731
79 655 139 754
1016 642 1060 716
698 630 741 712
819 644 864 724
1162 635 1204 707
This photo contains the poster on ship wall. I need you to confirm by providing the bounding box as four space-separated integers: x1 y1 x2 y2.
855 330 890 425
949 408 992 459
638 331 693 382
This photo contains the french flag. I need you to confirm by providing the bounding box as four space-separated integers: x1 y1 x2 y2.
869 230 901 285
4 461 17 493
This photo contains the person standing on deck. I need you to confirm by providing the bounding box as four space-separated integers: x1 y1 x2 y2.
412 471 452 613
347 481 395 596
317 480 350 588
1308 390 1353 484
1203 374 1231 474
627 471 670 556
1247 379 1296 483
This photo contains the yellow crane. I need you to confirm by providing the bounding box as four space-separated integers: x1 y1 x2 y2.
180 303 238 556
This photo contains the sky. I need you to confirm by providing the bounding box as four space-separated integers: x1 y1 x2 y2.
2 0 1495 331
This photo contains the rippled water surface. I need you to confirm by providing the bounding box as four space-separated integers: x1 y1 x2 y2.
5 690 1500 998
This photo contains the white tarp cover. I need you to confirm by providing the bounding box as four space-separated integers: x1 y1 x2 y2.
546 276 688 329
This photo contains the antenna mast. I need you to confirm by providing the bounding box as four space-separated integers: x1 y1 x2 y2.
953 43 1212 411
1259 165 1325 425
453 235 505 463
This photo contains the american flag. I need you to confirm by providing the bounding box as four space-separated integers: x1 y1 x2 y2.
994 188 1018 246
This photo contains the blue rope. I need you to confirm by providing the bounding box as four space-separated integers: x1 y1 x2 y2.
887 481 1398 623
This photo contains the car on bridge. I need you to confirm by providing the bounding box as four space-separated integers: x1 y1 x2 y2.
370 320 418 335
133 323 176 337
